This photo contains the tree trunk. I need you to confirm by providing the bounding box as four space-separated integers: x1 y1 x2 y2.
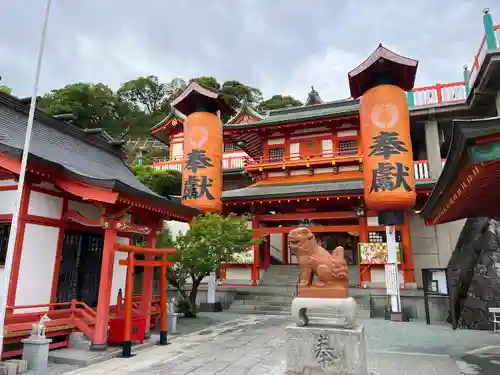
185 281 199 318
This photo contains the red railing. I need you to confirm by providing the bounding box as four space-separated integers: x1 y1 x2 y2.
114 293 162 329
245 148 360 169
154 156 443 180
153 155 247 172
246 157 443 181
411 24 500 107
411 82 466 107
466 25 500 90
3 300 97 359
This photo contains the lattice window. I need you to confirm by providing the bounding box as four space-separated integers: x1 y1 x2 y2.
224 142 241 153
0 224 10 266
268 147 285 162
368 231 402 243
338 139 357 155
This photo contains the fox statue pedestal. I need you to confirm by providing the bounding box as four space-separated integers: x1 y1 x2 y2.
285 228 369 375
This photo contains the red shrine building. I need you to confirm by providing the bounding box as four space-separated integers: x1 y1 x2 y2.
0 93 198 357
152 9 500 289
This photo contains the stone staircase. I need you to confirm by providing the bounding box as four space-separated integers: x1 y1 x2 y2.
227 265 372 318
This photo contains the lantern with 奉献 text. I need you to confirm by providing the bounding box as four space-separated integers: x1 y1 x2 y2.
359 84 416 212
170 81 233 214
348 44 418 225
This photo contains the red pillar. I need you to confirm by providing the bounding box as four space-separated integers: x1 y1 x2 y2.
251 216 260 286
358 216 370 286
401 213 415 284
159 254 168 345
264 235 271 269
282 233 288 265
91 224 117 350
7 183 30 309
140 230 156 338
122 253 135 357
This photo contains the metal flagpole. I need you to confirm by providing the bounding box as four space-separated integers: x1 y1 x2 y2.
0 0 53 355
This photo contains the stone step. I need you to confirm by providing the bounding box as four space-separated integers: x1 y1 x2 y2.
261 274 297 278
227 305 371 318
231 299 293 306
229 301 371 312
260 282 299 287
235 291 370 303
263 270 300 275
231 299 371 310
234 287 297 295
234 294 295 302
262 278 299 282
262 275 298 280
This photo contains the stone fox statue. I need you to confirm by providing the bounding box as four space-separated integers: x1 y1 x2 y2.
288 227 349 288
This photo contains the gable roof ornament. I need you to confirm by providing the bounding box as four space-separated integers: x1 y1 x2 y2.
348 43 418 98
226 93 265 124
170 81 233 116
305 85 323 106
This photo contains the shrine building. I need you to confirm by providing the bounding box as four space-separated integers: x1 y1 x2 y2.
152 9 500 290
0 92 198 357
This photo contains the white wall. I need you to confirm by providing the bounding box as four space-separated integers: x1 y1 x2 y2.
165 220 189 240
12 188 65 312
0 179 16 187
225 268 251 283
68 200 101 220
28 191 63 218
14 224 59 313
31 181 60 192
0 190 17 214
409 213 465 287
270 234 283 262
110 237 130 304
171 143 183 159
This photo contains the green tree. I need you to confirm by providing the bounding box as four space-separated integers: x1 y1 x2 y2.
165 77 187 101
0 85 12 95
191 76 221 91
38 82 125 132
38 81 155 138
258 95 303 112
220 80 263 108
131 165 182 197
168 213 259 317
117 75 169 116
156 225 175 249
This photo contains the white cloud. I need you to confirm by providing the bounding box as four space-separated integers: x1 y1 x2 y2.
278 47 363 102
1 0 500 101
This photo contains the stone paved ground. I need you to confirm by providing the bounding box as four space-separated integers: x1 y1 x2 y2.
59 313 500 375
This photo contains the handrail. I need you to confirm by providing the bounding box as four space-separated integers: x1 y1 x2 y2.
7 302 72 310
245 148 360 166
74 301 97 318
154 155 247 164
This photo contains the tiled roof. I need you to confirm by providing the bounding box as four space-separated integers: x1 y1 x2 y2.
0 93 198 216
224 99 360 129
227 95 265 124
222 179 436 201
420 116 500 221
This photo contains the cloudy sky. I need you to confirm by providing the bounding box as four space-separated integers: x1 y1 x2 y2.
1 0 499 102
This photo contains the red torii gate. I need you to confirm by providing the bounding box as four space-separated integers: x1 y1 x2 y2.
113 243 175 357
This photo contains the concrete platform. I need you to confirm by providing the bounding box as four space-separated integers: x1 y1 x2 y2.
48 334 161 366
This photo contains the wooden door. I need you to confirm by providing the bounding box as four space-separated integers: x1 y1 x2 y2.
57 231 104 307
300 140 321 158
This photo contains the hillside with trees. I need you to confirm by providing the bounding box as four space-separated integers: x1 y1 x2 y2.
35 75 303 140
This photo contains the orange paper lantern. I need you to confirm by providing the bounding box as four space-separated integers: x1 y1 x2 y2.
359 84 416 212
181 112 223 213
